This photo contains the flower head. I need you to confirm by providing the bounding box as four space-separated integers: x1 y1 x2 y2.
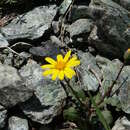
124 48 130 64
41 50 80 80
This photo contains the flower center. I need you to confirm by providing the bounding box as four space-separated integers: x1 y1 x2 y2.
56 61 66 70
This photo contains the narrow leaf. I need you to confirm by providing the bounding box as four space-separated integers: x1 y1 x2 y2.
88 92 111 130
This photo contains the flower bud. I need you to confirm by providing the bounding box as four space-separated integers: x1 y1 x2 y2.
124 48 130 64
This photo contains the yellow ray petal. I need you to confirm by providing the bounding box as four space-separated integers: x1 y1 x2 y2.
41 64 54 69
57 54 63 62
64 68 76 79
58 70 64 80
43 69 53 76
52 69 59 80
45 57 56 65
66 55 80 67
66 60 80 67
68 56 77 62
64 50 71 62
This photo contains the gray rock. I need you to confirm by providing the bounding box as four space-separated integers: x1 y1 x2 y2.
0 63 33 108
67 19 94 44
96 56 130 113
112 116 130 130
113 0 130 11
96 55 112 67
0 105 7 128
50 36 63 47
99 59 123 94
67 19 94 38
19 60 66 124
88 25 121 58
68 5 92 22
88 0 130 58
30 38 61 60
119 0 130 10
0 33 9 48
77 51 102 91
52 21 60 34
19 52 31 59
0 50 13 66
0 49 29 68
0 5 57 41
68 4 106 22
119 66 130 113
8 116 29 130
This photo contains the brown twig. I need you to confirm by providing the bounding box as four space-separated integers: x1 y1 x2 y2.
0 13 16 27
96 63 125 106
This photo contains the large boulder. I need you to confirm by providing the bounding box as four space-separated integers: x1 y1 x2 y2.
76 51 102 92
0 5 57 41
0 63 33 108
19 60 66 124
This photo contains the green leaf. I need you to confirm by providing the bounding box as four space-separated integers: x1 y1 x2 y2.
105 97 122 109
88 92 111 130
75 89 86 101
63 107 79 122
102 110 113 125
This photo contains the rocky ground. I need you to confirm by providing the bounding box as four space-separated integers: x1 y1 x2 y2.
0 0 130 130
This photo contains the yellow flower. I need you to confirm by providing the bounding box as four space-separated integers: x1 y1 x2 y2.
41 50 80 80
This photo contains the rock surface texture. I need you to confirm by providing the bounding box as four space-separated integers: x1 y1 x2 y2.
19 60 66 124
77 51 102 91
0 5 57 41
8 116 29 130
0 105 7 128
0 63 33 108
0 33 9 48
112 116 130 130
96 55 130 113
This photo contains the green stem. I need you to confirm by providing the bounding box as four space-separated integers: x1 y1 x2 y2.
64 78 84 108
